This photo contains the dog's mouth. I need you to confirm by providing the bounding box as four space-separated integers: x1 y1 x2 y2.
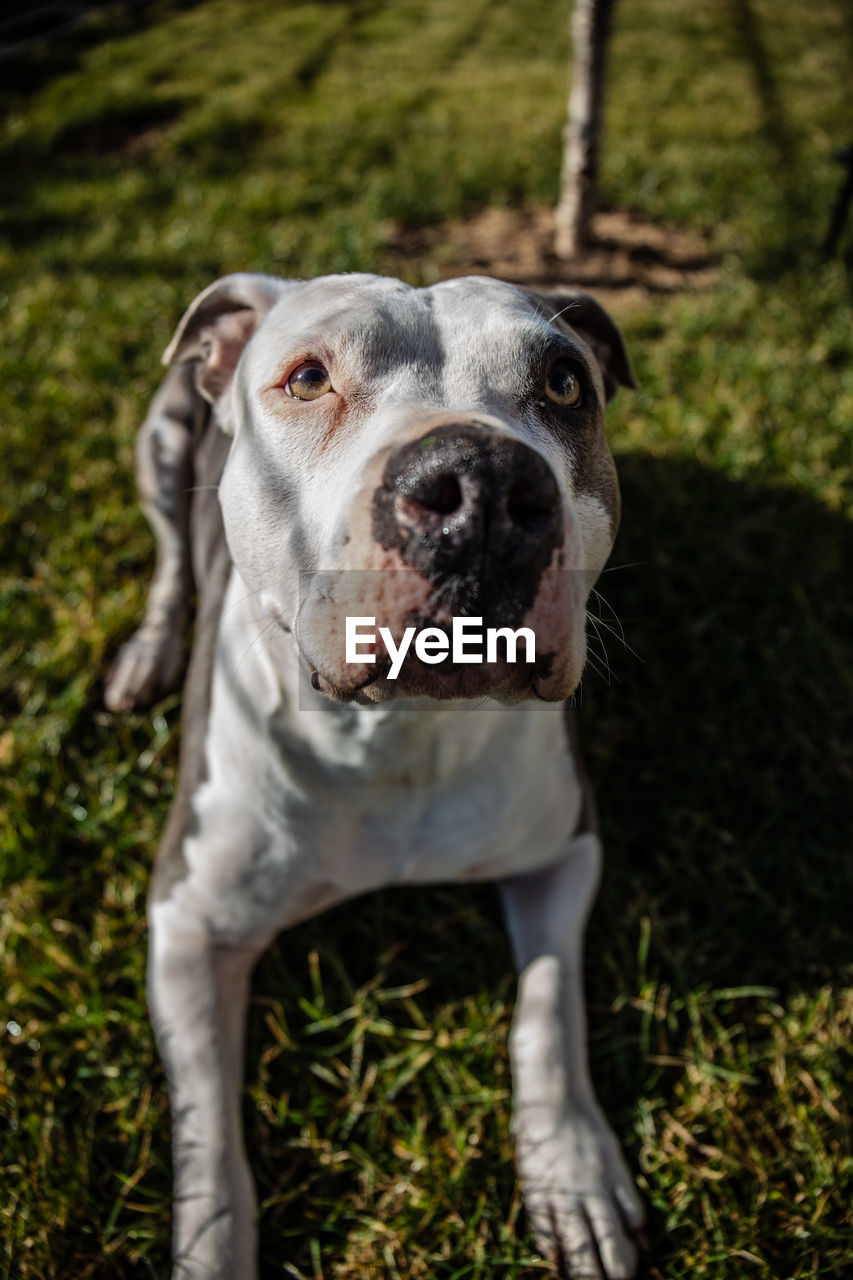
293 546 587 706
306 658 542 705
298 618 562 705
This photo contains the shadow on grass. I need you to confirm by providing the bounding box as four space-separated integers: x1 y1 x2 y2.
587 452 851 991
0 0 208 97
728 0 849 277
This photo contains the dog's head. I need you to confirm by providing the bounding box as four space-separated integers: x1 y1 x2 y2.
165 272 634 703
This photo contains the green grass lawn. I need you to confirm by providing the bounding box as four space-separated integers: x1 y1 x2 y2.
1 0 852 1276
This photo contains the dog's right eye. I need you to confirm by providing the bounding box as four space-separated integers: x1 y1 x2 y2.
545 357 583 407
286 362 333 400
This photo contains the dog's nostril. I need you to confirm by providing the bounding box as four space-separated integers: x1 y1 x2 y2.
408 473 463 516
506 478 551 525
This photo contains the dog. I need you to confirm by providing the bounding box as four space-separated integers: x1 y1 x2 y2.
105 271 644 1279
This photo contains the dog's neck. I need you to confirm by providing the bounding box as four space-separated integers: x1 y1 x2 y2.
216 566 563 786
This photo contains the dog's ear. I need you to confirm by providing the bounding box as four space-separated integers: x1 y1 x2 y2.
527 289 637 402
162 273 288 424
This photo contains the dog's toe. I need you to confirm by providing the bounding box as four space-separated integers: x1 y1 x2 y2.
516 1113 643 1280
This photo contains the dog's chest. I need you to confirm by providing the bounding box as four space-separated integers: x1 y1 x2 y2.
191 614 583 909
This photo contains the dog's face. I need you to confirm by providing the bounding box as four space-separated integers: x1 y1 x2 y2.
167 272 634 703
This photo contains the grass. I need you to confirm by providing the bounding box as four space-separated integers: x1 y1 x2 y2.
1 0 852 1275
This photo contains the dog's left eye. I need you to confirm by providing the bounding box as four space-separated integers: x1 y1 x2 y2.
286 362 333 400
545 358 583 407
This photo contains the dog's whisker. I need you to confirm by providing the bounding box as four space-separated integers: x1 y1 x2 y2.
234 617 280 674
453 693 492 717
584 636 619 688
599 560 645 575
588 585 645 665
591 615 643 664
221 584 272 617
583 649 611 687
589 586 626 642
586 615 612 684
527 294 550 322
587 601 643 665
546 300 582 325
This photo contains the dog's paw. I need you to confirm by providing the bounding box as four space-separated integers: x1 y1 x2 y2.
514 1110 644 1279
104 623 184 711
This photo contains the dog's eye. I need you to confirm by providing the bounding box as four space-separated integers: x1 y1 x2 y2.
545 358 583 407
286 361 333 400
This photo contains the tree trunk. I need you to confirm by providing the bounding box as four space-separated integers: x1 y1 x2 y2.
555 0 614 259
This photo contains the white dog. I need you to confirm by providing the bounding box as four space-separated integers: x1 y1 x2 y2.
106 272 643 1279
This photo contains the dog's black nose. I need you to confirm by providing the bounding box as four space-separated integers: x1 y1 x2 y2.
373 424 563 616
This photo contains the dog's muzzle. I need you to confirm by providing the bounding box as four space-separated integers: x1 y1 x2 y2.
295 422 585 703
372 424 564 623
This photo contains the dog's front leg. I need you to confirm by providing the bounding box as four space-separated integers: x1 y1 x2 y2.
500 834 644 1279
148 901 262 1280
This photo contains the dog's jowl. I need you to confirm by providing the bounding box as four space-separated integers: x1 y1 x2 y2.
106 273 643 1279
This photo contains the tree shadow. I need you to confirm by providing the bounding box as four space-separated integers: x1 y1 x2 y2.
0 0 207 96
727 0 836 275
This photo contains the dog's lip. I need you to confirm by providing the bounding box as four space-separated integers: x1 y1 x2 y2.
294 628 391 699
309 656 534 704
307 660 388 700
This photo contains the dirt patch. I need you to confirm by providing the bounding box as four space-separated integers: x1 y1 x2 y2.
385 205 718 298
